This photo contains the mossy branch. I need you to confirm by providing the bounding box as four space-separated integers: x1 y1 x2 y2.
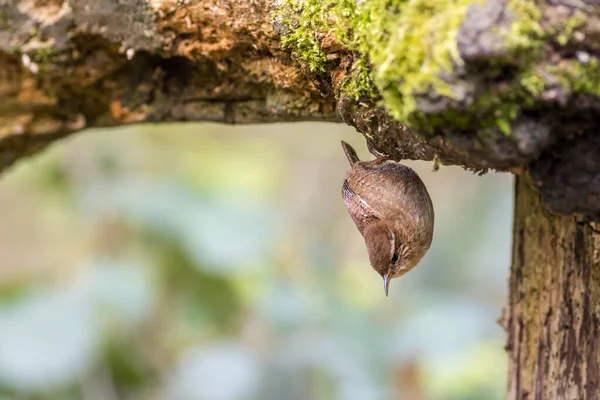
3 0 600 219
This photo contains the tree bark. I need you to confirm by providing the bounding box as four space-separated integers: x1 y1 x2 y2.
506 173 600 399
0 0 341 171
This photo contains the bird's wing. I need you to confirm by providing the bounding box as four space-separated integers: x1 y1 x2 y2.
342 178 380 235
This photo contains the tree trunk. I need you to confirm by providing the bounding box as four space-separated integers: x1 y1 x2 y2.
506 173 600 399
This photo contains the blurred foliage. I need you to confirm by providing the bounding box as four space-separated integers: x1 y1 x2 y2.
0 123 512 400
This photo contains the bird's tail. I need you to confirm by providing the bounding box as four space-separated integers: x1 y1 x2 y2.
341 141 360 165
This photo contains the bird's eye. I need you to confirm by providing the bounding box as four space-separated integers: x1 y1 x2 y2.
391 252 399 263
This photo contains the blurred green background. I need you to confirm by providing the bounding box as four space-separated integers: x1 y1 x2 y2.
0 122 511 400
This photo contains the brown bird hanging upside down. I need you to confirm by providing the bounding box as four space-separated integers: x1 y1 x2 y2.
341 141 434 296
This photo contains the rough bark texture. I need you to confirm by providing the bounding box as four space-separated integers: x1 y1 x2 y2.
506 173 600 399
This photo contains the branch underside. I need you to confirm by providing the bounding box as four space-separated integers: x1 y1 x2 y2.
2 0 600 219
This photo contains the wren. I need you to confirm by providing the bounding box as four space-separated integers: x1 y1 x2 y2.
341 141 434 296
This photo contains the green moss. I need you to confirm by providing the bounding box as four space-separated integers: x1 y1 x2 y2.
364 0 484 125
275 0 330 73
554 10 586 46
358 0 547 134
273 0 597 135
550 58 600 96
341 58 378 100
504 0 544 51
372 0 548 135
538 10 600 97
275 0 482 107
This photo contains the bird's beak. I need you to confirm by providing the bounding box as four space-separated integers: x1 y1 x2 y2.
383 273 390 297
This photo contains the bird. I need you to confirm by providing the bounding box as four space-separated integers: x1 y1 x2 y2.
341 141 434 296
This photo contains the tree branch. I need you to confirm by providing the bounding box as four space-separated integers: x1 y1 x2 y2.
3 0 600 219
